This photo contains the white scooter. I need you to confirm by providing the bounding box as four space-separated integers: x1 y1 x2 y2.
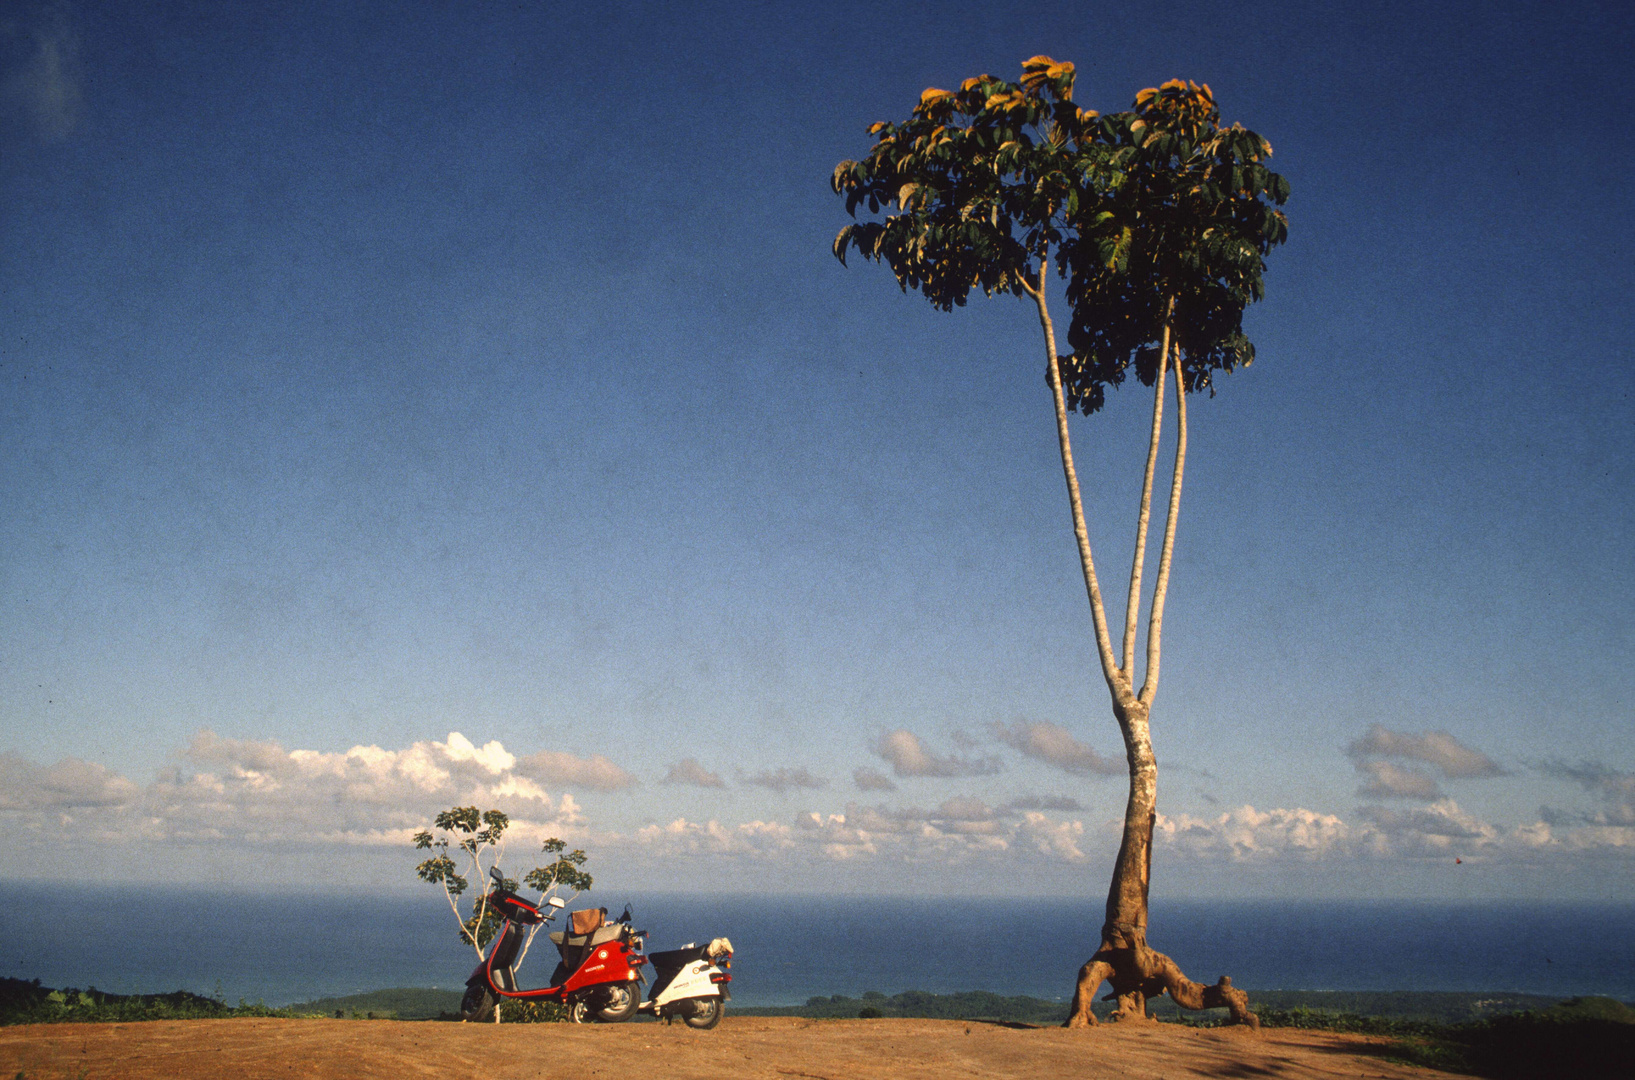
638 937 733 1028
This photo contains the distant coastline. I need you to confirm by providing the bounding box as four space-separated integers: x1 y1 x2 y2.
2 886 1631 1008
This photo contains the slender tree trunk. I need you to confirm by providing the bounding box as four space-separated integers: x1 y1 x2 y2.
1023 260 1124 693
1012 296 1258 1030
1121 305 1173 676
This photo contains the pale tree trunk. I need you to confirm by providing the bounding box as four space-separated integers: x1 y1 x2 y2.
1020 265 1256 1029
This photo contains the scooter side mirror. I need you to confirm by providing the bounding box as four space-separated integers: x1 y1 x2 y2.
546 897 566 910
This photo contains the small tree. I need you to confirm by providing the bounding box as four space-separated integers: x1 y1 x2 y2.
833 58 1287 1027
413 806 592 1021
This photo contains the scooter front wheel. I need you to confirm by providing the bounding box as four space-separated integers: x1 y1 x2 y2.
682 997 723 1030
459 984 496 1022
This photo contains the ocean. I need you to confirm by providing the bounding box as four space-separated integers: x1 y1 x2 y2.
1 885 1631 1008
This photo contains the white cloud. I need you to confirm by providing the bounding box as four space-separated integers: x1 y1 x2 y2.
1016 812 1086 861
874 730 1000 778
992 720 1121 776
1343 725 1504 803
0 752 140 811
441 732 517 774
1355 759 1444 800
1355 801 1498 845
1157 805 1353 860
632 817 774 856
661 758 726 789
1346 725 1504 778
743 766 827 793
516 749 637 792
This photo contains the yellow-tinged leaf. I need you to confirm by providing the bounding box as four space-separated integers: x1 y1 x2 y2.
920 87 952 106
868 121 887 135
898 182 918 208
1022 55 1055 70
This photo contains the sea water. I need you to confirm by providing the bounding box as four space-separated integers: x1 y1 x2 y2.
0 885 1630 1008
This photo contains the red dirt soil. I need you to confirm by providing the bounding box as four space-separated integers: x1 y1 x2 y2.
1 1016 1457 1079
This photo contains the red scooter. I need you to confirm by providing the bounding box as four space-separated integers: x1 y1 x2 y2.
459 869 645 1024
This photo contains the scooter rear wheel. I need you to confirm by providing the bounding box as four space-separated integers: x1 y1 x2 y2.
682 997 723 1030
459 984 495 1022
595 983 639 1023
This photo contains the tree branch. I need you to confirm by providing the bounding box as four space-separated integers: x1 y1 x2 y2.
1034 256 1125 695
442 880 466 947
1138 337 1187 706
1122 310 1173 674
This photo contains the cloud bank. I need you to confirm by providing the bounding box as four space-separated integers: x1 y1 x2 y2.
634 796 1086 864
2 732 1628 885
1 732 585 848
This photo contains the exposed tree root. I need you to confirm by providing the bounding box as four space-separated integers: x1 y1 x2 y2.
1065 931 1258 1029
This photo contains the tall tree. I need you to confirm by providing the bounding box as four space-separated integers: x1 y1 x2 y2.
832 58 1288 1027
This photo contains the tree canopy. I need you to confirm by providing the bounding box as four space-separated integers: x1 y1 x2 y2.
832 58 1287 414
414 805 590 952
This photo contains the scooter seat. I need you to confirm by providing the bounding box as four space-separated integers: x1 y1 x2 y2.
647 944 709 971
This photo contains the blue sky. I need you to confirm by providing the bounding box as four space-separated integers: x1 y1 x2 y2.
1 0 1631 899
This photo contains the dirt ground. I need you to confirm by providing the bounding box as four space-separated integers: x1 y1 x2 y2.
0 1016 1459 1080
